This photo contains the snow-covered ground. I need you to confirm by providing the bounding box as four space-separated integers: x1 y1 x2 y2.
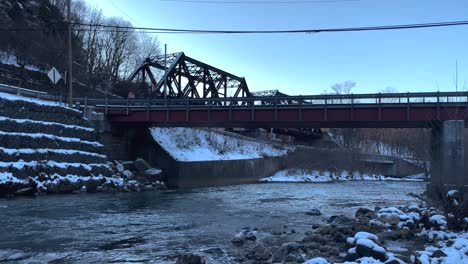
0 116 94 131
259 169 425 183
0 91 78 112
150 127 290 161
0 131 102 147
0 51 44 72
0 147 105 158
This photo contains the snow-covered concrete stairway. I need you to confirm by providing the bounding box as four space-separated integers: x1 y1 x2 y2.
0 91 116 193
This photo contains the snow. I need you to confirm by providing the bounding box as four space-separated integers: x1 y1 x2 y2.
303 257 329 264
0 131 103 147
0 161 110 171
429 215 448 226
353 232 379 244
447 189 458 197
0 172 26 184
0 51 44 72
0 116 94 132
356 238 386 253
0 147 106 158
149 127 289 161
417 231 468 264
0 91 79 112
377 207 410 221
259 169 424 183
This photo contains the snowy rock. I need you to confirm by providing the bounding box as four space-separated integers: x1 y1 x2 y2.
123 170 133 179
231 230 257 245
355 238 387 262
377 207 409 225
133 158 151 172
429 215 447 229
115 163 125 173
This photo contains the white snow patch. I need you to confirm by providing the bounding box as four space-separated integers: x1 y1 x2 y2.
0 91 78 112
150 127 289 161
0 161 110 170
0 51 45 72
429 215 447 226
259 169 423 183
0 131 103 147
0 147 106 158
417 231 468 264
0 116 94 131
0 172 26 184
303 257 329 264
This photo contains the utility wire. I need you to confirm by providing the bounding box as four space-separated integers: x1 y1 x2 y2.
161 0 359 3
2 20 468 34
106 0 143 27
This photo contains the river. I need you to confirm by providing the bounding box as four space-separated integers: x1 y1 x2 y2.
0 181 425 263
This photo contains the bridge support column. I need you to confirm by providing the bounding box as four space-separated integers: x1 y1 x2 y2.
429 120 466 197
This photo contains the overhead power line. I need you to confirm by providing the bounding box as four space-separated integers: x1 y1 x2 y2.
161 0 359 3
2 20 468 34
106 0 143 27
73 20 468 34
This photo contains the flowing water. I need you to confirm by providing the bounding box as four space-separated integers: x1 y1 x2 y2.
0 181 425 263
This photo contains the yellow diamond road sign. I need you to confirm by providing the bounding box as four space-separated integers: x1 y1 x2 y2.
47 67 61 85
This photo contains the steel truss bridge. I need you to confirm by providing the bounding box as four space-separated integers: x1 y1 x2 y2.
88 91 468 128
128 52 251 99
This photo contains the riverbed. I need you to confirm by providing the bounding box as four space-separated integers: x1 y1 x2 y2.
0 181 425 263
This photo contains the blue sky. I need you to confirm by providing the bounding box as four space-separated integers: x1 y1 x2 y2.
88 0 468 95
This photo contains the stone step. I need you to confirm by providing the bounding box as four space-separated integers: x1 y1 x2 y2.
0 116 97 142
0 96 88 126
0 131 105 154
0 147 107 164
0 161 115 180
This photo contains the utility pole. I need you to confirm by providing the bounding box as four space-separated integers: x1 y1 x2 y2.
164 44 167 98
67 0 73 107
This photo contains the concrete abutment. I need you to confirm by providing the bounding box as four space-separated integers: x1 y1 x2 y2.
429 120 466 197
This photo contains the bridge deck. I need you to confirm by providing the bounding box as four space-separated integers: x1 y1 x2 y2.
95 97 468 128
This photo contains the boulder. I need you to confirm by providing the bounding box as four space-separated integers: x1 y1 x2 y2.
355 239 387 262
306 209 322 216
133 158 151 172
247 244 271 261
282 242 300 253
355 208 377 219
57 180 80 193
85 179 104 193
176 253 206 264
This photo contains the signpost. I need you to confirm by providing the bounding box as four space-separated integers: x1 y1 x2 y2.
47 67 62 85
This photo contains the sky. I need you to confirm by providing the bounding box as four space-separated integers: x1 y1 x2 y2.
87 0 468 95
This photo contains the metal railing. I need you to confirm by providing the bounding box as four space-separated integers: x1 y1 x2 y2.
1 84 467 118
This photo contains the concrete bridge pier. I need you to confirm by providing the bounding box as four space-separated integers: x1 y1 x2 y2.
429 120 466 197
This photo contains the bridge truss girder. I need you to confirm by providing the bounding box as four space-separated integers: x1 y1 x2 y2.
128 52 251 99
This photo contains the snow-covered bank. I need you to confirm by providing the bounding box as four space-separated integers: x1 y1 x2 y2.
150 127 290 161
0 116 94 132
0 91 76 111
227 193 467 264
259 169 426 183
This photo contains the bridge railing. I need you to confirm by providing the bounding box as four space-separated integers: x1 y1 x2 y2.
1 84 467 116
85 91 468 111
